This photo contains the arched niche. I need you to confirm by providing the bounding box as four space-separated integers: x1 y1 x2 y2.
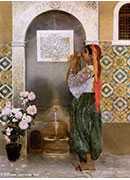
25 10 86 110
12 2 98 107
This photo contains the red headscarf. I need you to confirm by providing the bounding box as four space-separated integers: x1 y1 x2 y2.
91 44 102 112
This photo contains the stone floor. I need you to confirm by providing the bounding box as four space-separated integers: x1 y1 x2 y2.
0 152 130 178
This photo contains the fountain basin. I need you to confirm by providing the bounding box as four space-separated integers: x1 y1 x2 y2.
41 121 70 156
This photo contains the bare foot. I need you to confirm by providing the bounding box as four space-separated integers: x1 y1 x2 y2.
80 161 96 171
72 163 82 171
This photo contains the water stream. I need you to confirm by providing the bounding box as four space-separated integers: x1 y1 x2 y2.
54 110 58 139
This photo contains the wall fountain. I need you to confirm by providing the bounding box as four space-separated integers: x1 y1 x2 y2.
41 98 70 157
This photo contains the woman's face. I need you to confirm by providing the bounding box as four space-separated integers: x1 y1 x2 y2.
81 49 89 62
81 48 92 64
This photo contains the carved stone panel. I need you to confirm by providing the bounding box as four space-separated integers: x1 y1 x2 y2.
37 30 74 62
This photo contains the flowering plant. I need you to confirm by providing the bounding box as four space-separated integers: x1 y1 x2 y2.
0 91 37 144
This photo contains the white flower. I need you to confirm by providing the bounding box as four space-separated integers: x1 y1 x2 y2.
25 115 32 123
6 132 10 136
2 115 8 121
6 127 13 136
12 108 21 114
22 98 29 105
19 121 29 130
20 91 29 98
22 113 27 121
0 120 6 126
22 114 32 123
12 118 18 122
28 92 36 101
1 107 12 116
14 111 23 119
26 105 37 116
4 135 11 144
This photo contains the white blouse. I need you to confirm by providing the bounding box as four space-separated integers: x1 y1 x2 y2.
68 65 94 99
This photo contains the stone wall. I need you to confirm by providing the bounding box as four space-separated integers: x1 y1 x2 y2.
0 2 12 44
99 2 117 41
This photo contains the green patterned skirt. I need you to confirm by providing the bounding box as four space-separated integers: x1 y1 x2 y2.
71 93 102 161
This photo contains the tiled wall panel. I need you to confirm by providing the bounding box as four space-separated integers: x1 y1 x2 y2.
101 43 130 123
0 45 12 108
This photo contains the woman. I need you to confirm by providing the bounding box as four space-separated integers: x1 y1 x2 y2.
67 45 102 170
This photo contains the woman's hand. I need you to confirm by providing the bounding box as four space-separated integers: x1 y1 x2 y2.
68 54 81 71
81 66 88 73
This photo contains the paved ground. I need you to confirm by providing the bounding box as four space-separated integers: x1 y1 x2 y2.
0 152 130 178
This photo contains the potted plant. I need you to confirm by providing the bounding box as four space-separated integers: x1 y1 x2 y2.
0 91 37 161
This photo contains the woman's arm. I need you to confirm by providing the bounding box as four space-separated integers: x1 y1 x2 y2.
68 66 92 88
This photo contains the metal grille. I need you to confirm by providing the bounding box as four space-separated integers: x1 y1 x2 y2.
119 3 130 40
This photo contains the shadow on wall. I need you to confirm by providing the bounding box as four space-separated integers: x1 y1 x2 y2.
29 77 54 110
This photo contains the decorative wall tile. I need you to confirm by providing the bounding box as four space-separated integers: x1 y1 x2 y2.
0 84 12 99
113 97 128 111
100 55 113 70
0 44 12 57
102 83 113 98
0 70 12 84
127 83 130 97
114 84 127 97
113 68 127 84
127 57 130 67
102 111 113 123
0 57 12 71
113 46 128 56
100 42 129 123
0 45 12 109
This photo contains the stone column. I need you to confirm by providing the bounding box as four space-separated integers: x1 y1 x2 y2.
12 41 26 106
12 41 27 158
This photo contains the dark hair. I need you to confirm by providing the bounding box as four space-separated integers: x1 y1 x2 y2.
84 45 92 55
84 44 102 78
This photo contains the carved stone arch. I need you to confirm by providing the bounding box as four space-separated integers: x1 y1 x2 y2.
12 2 98 105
